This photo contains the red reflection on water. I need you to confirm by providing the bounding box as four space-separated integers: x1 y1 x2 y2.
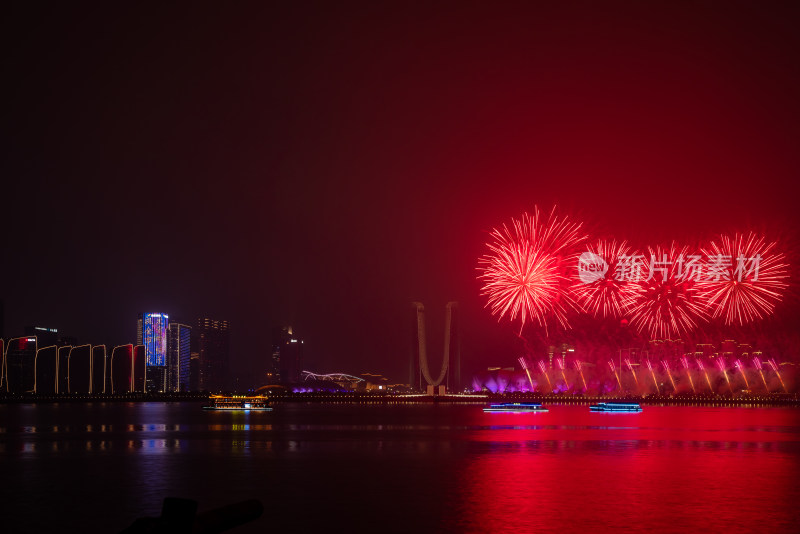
441 406 799 533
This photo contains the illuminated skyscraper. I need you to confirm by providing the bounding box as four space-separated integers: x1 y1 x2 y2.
192 317 229 392
167 322 192 392
137 313 169 392
271 326 303 384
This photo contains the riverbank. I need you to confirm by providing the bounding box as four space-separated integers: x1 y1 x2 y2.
3 391 796 407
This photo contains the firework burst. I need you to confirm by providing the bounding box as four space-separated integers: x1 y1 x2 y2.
699 232 789 325
627 242 710 339
573 239 638 318
478 207 586 333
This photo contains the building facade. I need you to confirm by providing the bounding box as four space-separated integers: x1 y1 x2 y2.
270 326 303 384
167 322 192 392
192 317 229 392
137 313 169 392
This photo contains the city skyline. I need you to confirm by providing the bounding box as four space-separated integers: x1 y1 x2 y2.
2 2 799 387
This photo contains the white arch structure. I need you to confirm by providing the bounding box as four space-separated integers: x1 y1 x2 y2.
414 302 457 387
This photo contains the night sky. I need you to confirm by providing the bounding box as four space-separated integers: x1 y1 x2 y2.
3 2 799 386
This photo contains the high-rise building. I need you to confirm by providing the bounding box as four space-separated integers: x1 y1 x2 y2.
167 322 192 392
192 317 229 392
4 336 37 393
137 313 169 392
189 351 200 391
271 326 303 384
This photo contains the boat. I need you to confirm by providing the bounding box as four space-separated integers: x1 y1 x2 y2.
483 402 548 413
203 395 273 411
589 402 642 412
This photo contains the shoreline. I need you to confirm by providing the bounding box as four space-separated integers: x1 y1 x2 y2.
0 391 797 407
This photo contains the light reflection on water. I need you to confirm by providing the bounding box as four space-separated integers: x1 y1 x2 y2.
0 403 798 533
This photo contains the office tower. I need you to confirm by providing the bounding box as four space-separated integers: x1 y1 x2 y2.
167 322 192 392
35 345 58 394
4 336 37 393
271 326 303 384
189 351 200 391
192 317 229 392
110 344 134 394
137 313 169 392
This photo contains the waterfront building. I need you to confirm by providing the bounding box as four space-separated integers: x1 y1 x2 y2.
4 336 37 393
167 322 192 392
192 317 229 392
137 313 169 392
271 326 303 384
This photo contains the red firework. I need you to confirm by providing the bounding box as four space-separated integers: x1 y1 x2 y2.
572 239 639 318
477 206 586 332
627 242 710 339
699 232 789 325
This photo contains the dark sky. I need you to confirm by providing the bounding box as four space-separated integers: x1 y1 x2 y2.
3 1 799 385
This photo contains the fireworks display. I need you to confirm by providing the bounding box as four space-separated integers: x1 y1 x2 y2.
699 233 789 325
470 355 793 396
556 357 570 390
573 239 637 318
753 357 768 392
475 207 795 397
768 359 787 393
518 356 535 391
626 243 710 339
538 360 552 390
681 356 696 393
575 360 587 390
662 359 677 392
717 357 733 394
478 208 790 339
477 207 585 333
625 358 639 386
645 359 659 394
609 360 622 390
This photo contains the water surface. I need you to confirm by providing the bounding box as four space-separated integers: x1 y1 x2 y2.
1 402 798 533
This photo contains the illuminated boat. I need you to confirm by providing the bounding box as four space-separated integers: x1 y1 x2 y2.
589 402 642 412
203 395 272 411
483 402 548 413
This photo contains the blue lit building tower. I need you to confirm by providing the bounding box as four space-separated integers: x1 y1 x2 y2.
137 313 169 392
167 322 192 392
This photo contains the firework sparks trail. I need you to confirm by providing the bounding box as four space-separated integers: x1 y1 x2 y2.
717 357 733 394
768 359 787 393
696 359 713 392
608 360 622 390
699 233 789 325
625 358 639 386
518 356 535 392
734 359 750 390
645 360 659 394
662 360 676 393
753 357 768 392
478 207 586 334
556 357 570 390
538 360 552 391
627 242 711 339
573 239 638 318
681 356 696 393
574 360 587 390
